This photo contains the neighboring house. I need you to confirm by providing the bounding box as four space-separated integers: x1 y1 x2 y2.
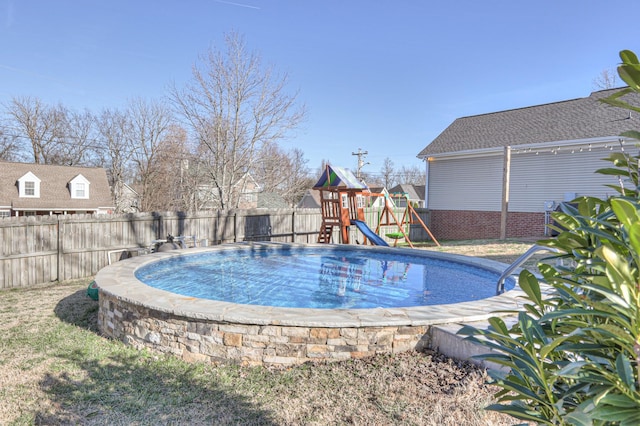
388 184 425 208
365 186 393 208
117 183 141 213
417 88 640 240
297 188 321 209
257 192 289 209
235 173 262 209
194 172 263 210
0 162 115 217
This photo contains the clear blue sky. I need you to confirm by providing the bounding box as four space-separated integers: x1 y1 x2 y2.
1 1 639 180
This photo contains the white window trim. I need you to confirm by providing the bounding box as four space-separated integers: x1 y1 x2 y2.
70 174 90 199
17 172 41 198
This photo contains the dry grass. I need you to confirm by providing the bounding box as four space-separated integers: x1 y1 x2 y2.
0 239 543 425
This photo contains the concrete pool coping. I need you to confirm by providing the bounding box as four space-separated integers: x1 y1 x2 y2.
96 242 526 328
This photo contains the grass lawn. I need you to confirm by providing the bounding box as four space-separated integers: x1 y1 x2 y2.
0 239 547 425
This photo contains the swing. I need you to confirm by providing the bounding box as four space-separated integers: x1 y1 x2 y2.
385 231 406 246
385 219 408 247
377 195 410 247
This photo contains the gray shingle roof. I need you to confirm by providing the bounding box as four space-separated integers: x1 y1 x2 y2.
0 162 114 210
388 184 424 201
257 192 289 209
418 88 640 157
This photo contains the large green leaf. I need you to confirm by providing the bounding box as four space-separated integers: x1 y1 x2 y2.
620 49 640 64
611 198 640 228
599 246 635 305
596 167 632 177
597 395 639 409
485 403 551 424
615 354 637 391
628 222 640 256
619 64 640 92
487 316 510 335
518 270 543 306
591 406 640 424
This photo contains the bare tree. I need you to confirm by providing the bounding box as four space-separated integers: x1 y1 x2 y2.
142 124 193 211
0 125 21 161
397 164 426 186
127 98 174 212
380 157 396 189
95 107 136 212
170 31 306 209
593 69 619 90
60 108 97 166
3 97 96 165
254 142 311 206
4 96 68 164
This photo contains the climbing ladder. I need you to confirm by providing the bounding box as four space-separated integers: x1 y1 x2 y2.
318 224 334 243
317 189 342 243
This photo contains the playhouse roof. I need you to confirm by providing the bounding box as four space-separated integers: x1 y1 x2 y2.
313 165 367 189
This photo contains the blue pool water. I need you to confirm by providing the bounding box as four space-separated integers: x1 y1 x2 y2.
135 247 514 309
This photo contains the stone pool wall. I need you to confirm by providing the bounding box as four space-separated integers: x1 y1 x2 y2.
98 291 431 367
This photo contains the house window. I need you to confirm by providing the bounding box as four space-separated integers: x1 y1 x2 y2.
70 174 90 199
24 211 36 216
0 210 9 218
18 172 41 198
240 192 257 203
25 181 35 196
75 182 86 198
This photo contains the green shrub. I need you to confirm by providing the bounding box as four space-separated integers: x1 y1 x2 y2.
459 50 640 425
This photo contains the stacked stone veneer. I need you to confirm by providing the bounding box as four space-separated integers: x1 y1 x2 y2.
98 291 431 367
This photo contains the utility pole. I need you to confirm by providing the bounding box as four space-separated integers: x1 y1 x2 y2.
352 148 369 180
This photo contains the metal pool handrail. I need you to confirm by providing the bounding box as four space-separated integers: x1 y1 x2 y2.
496 244 561 294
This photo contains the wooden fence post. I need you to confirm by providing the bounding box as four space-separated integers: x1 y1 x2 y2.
291 211 296 242
57 215 62 282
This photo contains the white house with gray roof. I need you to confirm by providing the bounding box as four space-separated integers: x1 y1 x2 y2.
417 88 640 240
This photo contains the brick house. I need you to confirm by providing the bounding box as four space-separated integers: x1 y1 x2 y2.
417 88 640 240
0 162 115 217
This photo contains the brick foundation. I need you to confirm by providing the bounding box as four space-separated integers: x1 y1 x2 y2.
430 210 546 240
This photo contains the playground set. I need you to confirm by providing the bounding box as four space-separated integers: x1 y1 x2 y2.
313 165 439 247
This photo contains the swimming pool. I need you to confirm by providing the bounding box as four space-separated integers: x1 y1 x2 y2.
134 246 514 309
96 243 523 367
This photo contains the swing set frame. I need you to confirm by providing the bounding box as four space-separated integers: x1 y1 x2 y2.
372 192 440 248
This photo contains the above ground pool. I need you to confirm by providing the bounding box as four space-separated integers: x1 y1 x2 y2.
96 243 524 367
135 245 515 309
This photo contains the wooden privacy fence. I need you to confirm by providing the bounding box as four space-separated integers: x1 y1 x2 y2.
0 207 431 289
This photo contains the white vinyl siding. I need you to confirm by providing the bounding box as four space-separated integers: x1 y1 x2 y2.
509 146 624 212
427 154 503 211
